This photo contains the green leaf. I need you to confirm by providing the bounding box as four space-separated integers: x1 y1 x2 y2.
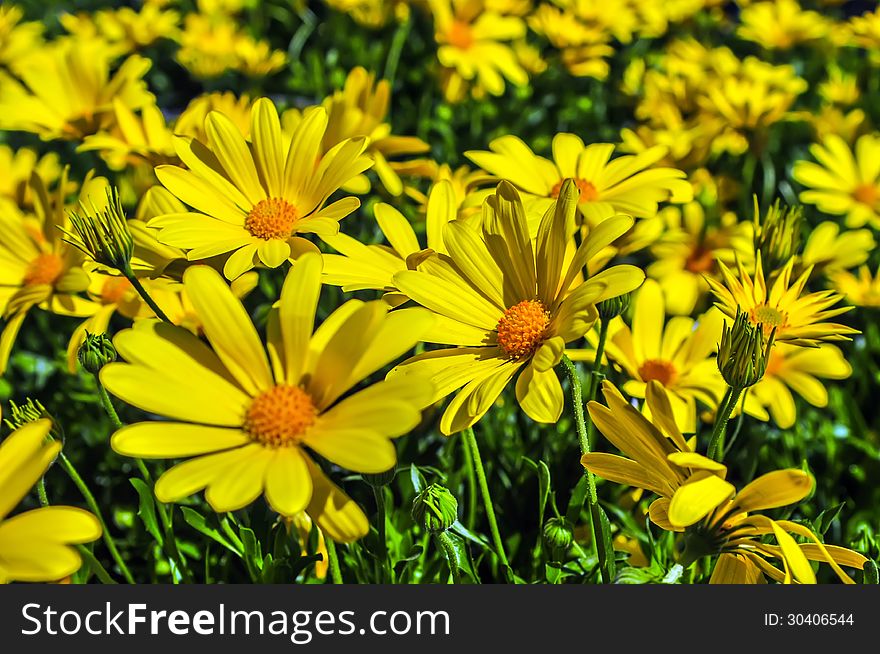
129 479 163 545
565 475 590 524
436 531 478 584
409 463 427 494
862 560 879 585
180 507 241 555
240 527 263 580
814 502 846 536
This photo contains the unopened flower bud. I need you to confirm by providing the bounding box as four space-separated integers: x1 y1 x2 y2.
717 307 774 389
599 293 631 322
412 483 458 533
62 186 134 273
753 196 802 273
78 332 117 374
4 398 64 443
542 516 574 559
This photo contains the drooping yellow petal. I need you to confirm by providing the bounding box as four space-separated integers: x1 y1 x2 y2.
771 521 817 584
306 459 368 543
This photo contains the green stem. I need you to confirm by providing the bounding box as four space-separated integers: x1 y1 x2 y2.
707 386 743 461
586 319 610 449
124 271 172 323
37 477 49 507
383 13 411 94
59 452 134 584
561 354 612 583
95 373 192 583
462 427 510 570
326 538 343 584
373 486 392 583
436 532 462 584
461 432 477 531
77 545 117 584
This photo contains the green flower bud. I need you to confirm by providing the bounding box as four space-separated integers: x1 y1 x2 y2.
598 293 631 322
412 483 458 533
717 307 774 389
4 398 64 443
62 186 134 273
752 196 803 273
542 516 574 559
363 468 396 488
78 332 117 374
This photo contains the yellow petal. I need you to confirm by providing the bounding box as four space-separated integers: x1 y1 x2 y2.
581 452 671 496
112 423 251 458
667 452 727 474
515 363 563 423
250 98 284 197
154 445 260 503
733 469 813 514
668 474 735 527
375 203 420 258
303 428 396 474
257 239 291 268
280 252 322 384
204 446 274 513
264 447 311 516
306 459 368 542
771 521 817 584
205 111 265 205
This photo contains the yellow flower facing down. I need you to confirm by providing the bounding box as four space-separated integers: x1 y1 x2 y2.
0 419 101 583
102 255 433 539
706 254 858 347
465 133 692 225
389 180 645 434
571 278 725 432
0 39 154 141
793 133 880 229
151 99 372 280
831 265 880 307
742 343 851 429
321 180 461 305
0 172 101 374
428 0 529 101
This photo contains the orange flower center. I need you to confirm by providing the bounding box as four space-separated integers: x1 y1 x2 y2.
101 276 133 305
852 183 879 207
551 178 599 203
447 20 475 49
23 253 64 286
750 304 788 337
245 198 298 240
244 384 317 448
685 245 715 274
496 299 550 359
638 359 678 386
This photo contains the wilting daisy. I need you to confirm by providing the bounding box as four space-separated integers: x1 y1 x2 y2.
102 255 433 540
321 180 460 305
792 133 880 229
571 279 725 432
390 180 644 434
465 133 692 224
742 343 851 429
0 173 99 374
0 419 101 583
706 254 858 347
151 99 372 280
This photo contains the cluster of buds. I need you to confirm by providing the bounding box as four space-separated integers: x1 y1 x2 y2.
411 483 459 533
61 186 134 275
752 196 803 273
717 307 775 389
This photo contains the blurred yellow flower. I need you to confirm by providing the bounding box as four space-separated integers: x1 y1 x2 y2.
0 419 102 584
79 99 177 170
793 133 880 229
103 256 433 533
174 92 255 143
830 265 880 308
0 4 43 72
0 145 65 208
737 0 831 50
151 99 371 280
800 222 874 275
60 3 181 55
391 181 644 434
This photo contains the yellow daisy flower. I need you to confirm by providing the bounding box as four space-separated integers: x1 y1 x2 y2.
60 3 181 55
428 0 529 101
389 180 644 434
706 254 858 347
830 265 880 308
78 99 177 171
0 39 153 141
800 222 874 275
572 278 725 432
0 4 43 72
0 144 65 208
737 0 831 50
101 255 433 536
0 419 102 584
0 173 100 374
742 343 851 429
174 92 255 143
150 99 372 280
465 133 692 224
321 180 460 305
792 133 880 229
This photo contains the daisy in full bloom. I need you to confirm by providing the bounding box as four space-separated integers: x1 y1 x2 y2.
0 173 100 374
465 133 692 224
0 419 101 583
321 180 461 305
792 133 880 229
0 39 154 141
706 254 858 347
102 255 433 541
389 180 645 434
571 278 726 432
583 381 866 584
830 265 880 308
150 99 373 280
428 0 529 101
742 343 851 429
